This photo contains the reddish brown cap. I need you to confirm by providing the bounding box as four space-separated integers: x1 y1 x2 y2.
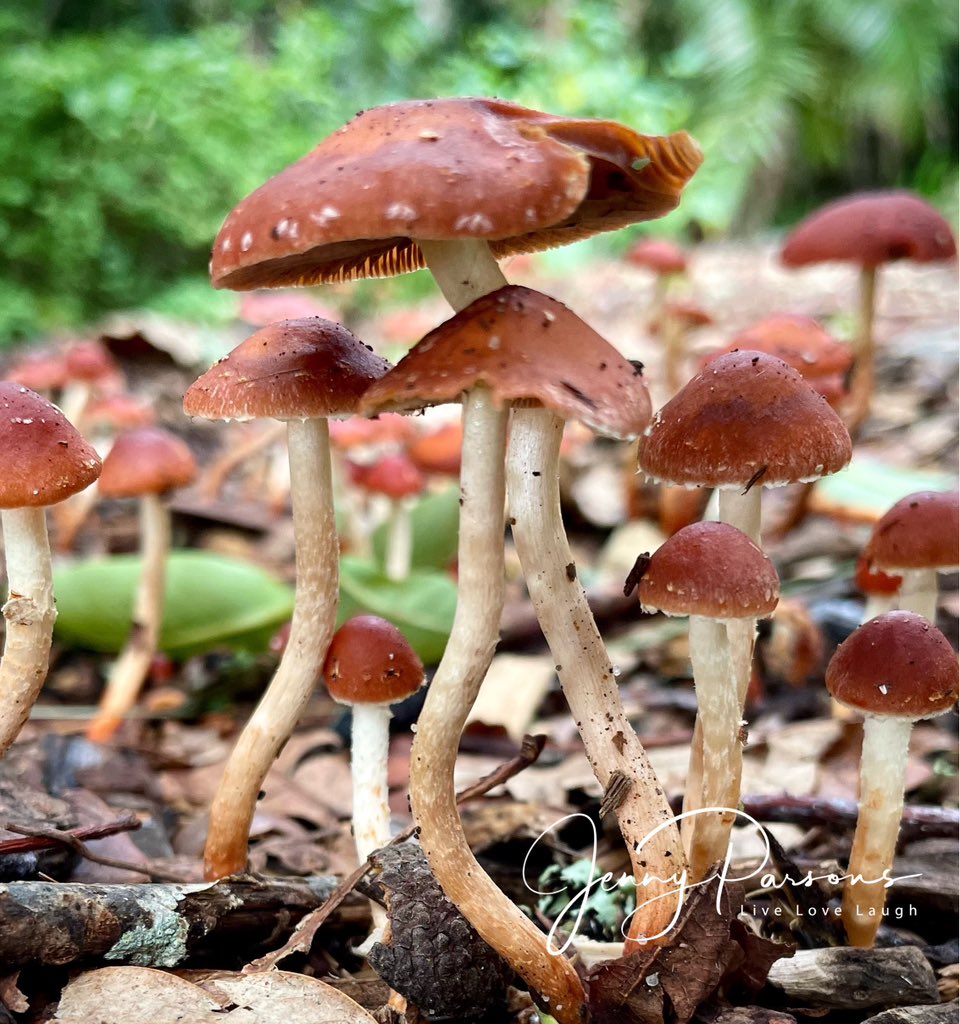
864 490 960 572
637 350 852 488
99 427 197 498
854 554 902 597
183 318 391 421
711 315 853 378
210 98 703 289
638 521 779 618
826 611 958 718
65 341 121 384
626 237 687 274
0 383 101 508
357 454 425 499
323 615 425 706
6 350 69 393
360 285 652 440
781 191 957 269
84 394 156 432
409 422 463 477
329 413 416 451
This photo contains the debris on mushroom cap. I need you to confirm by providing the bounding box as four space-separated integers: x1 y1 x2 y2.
638 521 780 618
637 349 852 488
360 285 653 440
626 237 687 274
826 610 959 719
864 490 960 572
210 97 703 290
98 427 198 498
323 615 425 706
707 315 853 378
357 453 425 499
183 317 392 422
781 191 958 269
0 382 102 508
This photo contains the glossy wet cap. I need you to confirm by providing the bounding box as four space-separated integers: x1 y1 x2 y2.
99 428 198 498
183 317 391 421
637 350 852 487
638 521 779 618
0 383 101 508
360 285 652 440
826 611 958 718
210 97 703 289
323 615 425 706
781 191 957 269
864 490 960 572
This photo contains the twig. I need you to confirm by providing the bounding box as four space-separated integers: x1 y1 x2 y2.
0 815 141 856
245 733 548 973
3 821 190 882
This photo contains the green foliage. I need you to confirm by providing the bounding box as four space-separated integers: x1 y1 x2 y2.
371 485 461 572
0 0 955 342
53 550 295 656
339 556 457 665
536 859 636 942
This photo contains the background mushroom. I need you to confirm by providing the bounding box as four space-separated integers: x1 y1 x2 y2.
825 610 958 947
87 427 198 742
0 383 101 757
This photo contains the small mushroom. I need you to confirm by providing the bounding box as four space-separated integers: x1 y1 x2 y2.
87 427 198 742
0 383 101 757
825 611 958 947
354 454 425 582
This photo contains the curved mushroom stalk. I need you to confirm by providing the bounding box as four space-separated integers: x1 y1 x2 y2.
0 508 56 757
508 405 686 945
204 417 339 879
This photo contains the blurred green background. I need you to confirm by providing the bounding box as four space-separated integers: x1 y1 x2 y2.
0 0 956 344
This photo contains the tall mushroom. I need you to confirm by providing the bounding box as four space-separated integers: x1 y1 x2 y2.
636 522 779 879
781 191 957 428
363 285 687 949
206 97 701 1022
184 317 391 880
86 428 198 742
825 611 958 947
0 383 101 757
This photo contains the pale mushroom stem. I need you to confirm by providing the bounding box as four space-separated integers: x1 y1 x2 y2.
203 416 339 880
383 500 414 582
684 616 742 881
412 240 587 1024
508 406 686 944
718 486 762 545
87 493 170 742
847 265 878 431
896 569 938 622
842 714 913 948
0 507 56 757
351 702 392 934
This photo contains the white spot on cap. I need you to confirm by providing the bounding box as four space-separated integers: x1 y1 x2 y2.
274 218 290 237
418 128 441 140
878 684 888 695
454 212 494 234
221 237 232 252
240 232 253 252
309 206 341 227
386 202 417 221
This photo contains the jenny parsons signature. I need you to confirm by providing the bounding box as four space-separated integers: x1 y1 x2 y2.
522 808 922 955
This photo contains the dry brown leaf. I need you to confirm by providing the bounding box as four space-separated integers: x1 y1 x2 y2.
467 654 557 742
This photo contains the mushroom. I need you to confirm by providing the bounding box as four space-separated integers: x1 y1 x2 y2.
323 615 425 865
636 522 779 880
353 454 426 582
363 287 686 949
0 383 101 757
207 98 701 1022
781 191 957 428
862 490 959 622
184 317 391 880
649 299 713 395
825 610 958 947
59 341 123 427
86 427 198 742
626 236 688 332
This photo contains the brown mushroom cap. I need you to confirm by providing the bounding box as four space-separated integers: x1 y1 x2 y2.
99 428 198 498
637 350 852 488
6 351 69 393
864 490 960 573
638 521 779 618
712 315 853 378
360 285 652 440
183 318 391 422
825 610 958 719
358 454 425 499
626 237 687 274
323 615 425 706
781 191 957 269
64 341 120 384
210 97 703 290
0 383 102 508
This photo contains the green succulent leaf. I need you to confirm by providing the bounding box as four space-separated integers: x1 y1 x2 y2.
53 551 295 657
